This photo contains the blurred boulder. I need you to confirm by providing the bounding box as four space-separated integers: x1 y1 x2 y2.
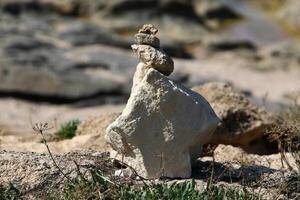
57 21 131 48
96 0 248 57
0 28 195 103
0 3 201 103
204 36 257 52
192 82 279 154
0 31 137 102
0 0 192 58
1 0 104 16
254 40 300 71
91 0 206 58
57 21 191 58
194 0 241 29
278 0 300 32
0 0 248 59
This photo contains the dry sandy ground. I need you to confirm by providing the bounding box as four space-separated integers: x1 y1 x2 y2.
0 98 124 152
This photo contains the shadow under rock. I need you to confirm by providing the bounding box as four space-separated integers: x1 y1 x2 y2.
192 160 278 186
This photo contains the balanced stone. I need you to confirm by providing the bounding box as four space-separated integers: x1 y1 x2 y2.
134 33 160 48
138 24 158 35
131 44 174 76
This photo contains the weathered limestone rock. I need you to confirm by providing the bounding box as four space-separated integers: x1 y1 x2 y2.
105 24 219 179
106 66 220 178
192 82 279 154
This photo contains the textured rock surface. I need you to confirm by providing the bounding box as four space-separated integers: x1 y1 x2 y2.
106 67 220 178
192 82 279 154
0 149 290 199
132 44 174 76
0 150 112 198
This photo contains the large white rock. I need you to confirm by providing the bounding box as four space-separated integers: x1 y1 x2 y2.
105 65 220 179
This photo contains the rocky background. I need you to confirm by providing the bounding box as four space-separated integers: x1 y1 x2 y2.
1 0 299 150
1 0 300 198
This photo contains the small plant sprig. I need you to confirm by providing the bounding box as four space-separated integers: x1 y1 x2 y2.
32 122 72 182
57 119 80 139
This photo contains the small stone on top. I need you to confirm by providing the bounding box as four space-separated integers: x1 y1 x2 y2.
138 24 158 35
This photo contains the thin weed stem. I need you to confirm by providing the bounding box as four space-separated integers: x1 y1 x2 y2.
32 122 73 183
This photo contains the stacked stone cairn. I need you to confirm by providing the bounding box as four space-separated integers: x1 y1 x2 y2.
132 24 174 76
105 24 220 179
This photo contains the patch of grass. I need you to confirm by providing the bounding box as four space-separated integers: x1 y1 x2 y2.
57 119 80 139
47 168 262 200
269 102 300 198
0 184 20 200
272 103 300 168
283 104 300 199
118 182 261 200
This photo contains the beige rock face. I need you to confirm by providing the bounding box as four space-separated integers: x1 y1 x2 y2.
106 68 220 178
192 82 278 154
